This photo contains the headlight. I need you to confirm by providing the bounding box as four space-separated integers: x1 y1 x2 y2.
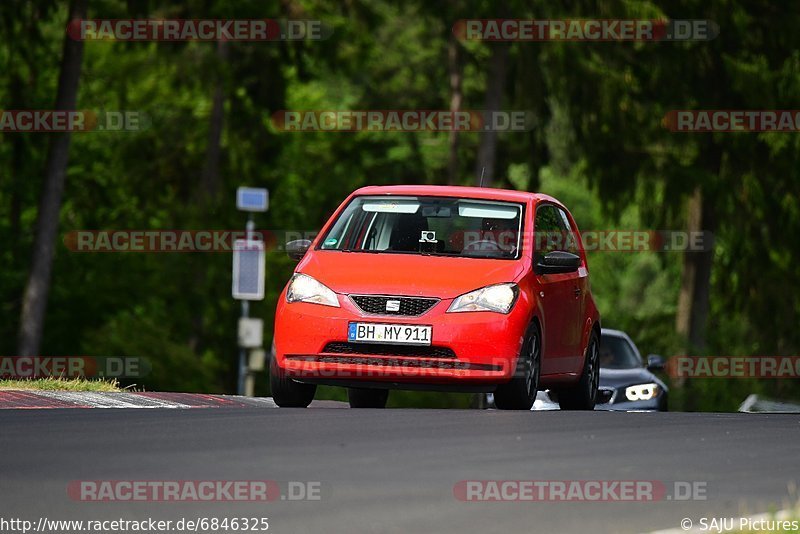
286 273 340 307
625 383 660 401
447 283 519 314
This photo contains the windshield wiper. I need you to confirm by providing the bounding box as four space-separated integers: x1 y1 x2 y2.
339 248 382 253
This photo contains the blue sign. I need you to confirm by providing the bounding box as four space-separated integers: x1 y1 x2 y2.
236 187 269 212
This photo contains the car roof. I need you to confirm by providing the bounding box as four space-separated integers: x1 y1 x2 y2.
600 328 643 359
601 328 628 338
351 185 561 205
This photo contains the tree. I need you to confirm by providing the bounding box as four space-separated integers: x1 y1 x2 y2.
474 42 509 186
539 0 800 359
447 31 464 185
18 0 87 356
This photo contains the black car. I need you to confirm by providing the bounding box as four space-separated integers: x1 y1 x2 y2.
528 328 669 411
507 328 670 412
594 328 669 411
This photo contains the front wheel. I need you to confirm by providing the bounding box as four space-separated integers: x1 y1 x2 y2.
556 330 599 410
347 387 389 408
270 356 316 407
494 322 541 410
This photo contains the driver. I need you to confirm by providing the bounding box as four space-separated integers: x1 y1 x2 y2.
462 218 518 255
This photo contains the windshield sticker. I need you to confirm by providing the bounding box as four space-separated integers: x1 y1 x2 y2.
419 231 438 243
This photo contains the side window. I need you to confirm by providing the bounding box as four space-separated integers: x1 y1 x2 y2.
557 208 579 254
322 211 353 249
534 204 563 261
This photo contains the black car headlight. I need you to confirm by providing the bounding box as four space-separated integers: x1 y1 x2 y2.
624 383 660 402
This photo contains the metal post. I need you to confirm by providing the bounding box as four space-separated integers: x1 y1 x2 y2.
238 300 249 396
237 214 256 396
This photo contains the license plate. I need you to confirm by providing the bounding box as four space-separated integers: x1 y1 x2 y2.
348 322 432 346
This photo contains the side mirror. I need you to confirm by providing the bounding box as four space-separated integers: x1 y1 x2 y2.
535 251 581 275
286 239 312 261
647 354 665 371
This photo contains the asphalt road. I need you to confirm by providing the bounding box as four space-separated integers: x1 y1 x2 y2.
1 408 799 534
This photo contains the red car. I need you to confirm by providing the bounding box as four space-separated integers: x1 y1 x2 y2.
271 185 600 410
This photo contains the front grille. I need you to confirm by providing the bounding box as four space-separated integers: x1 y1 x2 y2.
286 354 501 371
322 342 455 358
350 295 439 316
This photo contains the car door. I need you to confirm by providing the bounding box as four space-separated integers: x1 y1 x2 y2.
533 203 577 374
557 206 587 372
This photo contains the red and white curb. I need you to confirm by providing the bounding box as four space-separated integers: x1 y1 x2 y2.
0 390 279 409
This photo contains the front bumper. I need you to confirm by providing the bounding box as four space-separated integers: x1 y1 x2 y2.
528 390 667 411
596 390 668 412
273 291 530 389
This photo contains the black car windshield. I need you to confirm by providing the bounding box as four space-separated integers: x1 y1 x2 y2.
319 195 523 259
599 334 643 369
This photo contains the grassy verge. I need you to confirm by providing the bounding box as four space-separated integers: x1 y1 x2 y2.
0 377 121 392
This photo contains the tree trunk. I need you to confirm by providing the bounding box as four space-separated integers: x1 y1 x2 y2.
676 185 717 353
189 40 229 353
10 109 24 252
199 40 229 202
474 42 509 187
446 33 463 185
189 40 229 352
17 0 87 356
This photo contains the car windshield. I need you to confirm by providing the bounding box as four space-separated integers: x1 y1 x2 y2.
599 334 643 369
319 195 523 259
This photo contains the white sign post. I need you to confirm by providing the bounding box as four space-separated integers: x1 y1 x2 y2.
232 239 265 300
233 187 268 396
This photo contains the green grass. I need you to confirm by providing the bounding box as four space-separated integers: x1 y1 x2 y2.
0 377 121 392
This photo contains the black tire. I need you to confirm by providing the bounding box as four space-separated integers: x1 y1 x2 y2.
347 387 389 408
557 330 599 411
494 322 541 410
269 356 316 408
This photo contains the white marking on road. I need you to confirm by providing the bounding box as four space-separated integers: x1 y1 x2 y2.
30 390 191 408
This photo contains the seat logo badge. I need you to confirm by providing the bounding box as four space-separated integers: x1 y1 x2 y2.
386 300 401 312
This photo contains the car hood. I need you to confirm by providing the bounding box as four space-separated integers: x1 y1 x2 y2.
599 367 668 391
298 250 526 299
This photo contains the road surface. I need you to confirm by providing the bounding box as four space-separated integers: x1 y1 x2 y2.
1 408 798 533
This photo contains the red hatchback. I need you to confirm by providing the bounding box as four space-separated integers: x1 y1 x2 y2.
271 185 601 410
